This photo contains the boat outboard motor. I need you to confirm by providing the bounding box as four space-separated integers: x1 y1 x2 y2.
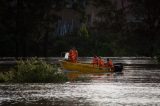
114 63 123 72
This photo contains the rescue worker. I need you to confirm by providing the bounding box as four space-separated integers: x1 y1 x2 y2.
105 58 114 68
69 47 78 63
98 57 105 67
74 48 78 62
92 55 98 66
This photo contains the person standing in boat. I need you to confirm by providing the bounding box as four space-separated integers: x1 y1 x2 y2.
74 47 78 62
69 47 78 63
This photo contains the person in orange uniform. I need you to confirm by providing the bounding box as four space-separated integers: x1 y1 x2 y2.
73 48 78 62
69 47 78 63
98 57 105 67
92 55 98 66
105 58 114 68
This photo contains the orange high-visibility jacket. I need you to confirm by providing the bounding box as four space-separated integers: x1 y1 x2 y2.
106 60 114 68
92 56 98 65
69 49 78 62
98 58 105 67
69 50 74 61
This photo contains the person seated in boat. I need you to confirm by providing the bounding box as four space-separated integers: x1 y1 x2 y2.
105 58 114 69
98 57 105 67
69 47 78 63
92 55 98 66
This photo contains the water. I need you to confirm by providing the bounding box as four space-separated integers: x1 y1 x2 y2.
0 57 160 106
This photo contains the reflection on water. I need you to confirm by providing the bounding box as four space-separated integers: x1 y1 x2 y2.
0 58 160 106
0 83 160 106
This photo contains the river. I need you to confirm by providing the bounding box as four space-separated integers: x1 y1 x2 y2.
0 57 160 106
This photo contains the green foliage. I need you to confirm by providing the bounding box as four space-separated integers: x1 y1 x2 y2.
79 23 89 38
0 71 14 82
1 0 160 57
0 58 68 83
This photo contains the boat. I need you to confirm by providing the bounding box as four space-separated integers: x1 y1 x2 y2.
59 60 123 73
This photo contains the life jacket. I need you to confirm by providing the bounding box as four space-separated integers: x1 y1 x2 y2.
92 56 98 66
69 49 78 63
72 50 78 62
106 60 114 68
69 50 74 62
98 58 105 67
74 50 78 61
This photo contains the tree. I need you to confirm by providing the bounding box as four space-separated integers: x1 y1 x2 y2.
128 0 160 56
0 0 68 57
0 0 16 56
0 0 91 57
89 0 128 56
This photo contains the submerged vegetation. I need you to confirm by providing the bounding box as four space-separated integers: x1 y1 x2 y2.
0 58 68 83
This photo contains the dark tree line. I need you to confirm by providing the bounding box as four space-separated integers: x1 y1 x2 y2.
128 0 160 56
0 0 160 57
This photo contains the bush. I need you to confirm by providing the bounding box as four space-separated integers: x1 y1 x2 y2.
0 71 14 82
0 58 68 83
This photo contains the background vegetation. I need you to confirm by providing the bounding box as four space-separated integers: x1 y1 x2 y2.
0 0 160 57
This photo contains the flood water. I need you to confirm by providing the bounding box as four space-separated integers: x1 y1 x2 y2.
0 57 160 106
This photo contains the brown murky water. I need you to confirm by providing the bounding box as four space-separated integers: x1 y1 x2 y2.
0 57 160 106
